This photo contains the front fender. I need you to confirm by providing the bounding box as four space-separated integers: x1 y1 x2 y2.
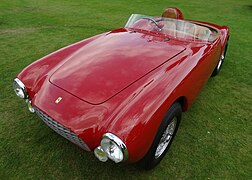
102 54 187 163
17 33 107 99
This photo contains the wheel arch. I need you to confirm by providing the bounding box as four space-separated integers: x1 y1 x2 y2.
174 96 188 112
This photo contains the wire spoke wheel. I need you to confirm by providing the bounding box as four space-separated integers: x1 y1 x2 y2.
139 102 181 170
155 117 177 159
216 50 225 71
211 38 229 77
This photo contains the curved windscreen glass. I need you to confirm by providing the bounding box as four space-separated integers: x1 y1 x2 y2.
125 14 219 42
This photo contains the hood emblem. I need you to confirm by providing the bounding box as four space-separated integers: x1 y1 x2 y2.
55 97 62 104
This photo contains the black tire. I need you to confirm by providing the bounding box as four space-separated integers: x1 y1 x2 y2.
211 38 229 77
139 102 182 170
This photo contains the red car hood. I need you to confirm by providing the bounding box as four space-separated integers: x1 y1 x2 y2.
50 29 185 104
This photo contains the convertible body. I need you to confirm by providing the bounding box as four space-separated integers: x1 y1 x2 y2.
13 8 229 168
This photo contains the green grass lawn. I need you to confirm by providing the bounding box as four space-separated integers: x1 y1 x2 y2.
0 0 251 179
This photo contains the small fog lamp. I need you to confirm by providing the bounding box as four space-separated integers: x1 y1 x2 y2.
94 146 108 162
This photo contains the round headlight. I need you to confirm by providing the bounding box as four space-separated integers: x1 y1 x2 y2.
100 133 128 163
13 78 27 99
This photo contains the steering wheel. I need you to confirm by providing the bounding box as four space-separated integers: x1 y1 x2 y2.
141 17 161 30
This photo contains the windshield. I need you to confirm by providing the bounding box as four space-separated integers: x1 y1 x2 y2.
125 14 219 42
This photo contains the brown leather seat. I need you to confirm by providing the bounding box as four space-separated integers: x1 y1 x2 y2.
162 7 184 20
161 7 184 36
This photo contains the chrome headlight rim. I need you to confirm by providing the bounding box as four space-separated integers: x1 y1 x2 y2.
97 132 128 163
13 78 28 99
102 133 128 162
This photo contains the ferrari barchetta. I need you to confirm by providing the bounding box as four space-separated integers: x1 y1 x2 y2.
13 7 229 169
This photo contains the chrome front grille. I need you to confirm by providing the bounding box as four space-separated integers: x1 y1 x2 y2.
34 107 90 151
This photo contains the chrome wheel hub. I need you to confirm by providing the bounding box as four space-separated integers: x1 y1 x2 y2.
155 117 177 159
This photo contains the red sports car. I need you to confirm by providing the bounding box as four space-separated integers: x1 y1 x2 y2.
13 7 229 169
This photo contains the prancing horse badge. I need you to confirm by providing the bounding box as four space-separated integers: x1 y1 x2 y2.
55 97 62 104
